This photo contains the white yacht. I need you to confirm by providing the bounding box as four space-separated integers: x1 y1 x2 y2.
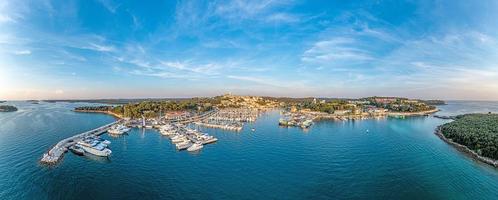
187 141 203 152
77 141 112 157
172 136 186 143
160 125 176 136
108 124 131 135
176 140 192 150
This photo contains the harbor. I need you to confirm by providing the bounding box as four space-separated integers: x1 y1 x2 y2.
40 107 264 165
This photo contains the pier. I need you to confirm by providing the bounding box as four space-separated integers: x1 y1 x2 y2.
40 120 122 165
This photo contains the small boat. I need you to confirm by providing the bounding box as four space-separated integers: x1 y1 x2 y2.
172 136 186 144
176 140 192 150
69 145 85 156
187 141 203 152
251 128 256 132
108 124 130 135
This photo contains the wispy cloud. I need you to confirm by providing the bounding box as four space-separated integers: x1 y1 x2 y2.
0 14 15 23
301 38 374 65
13 50 31 55
86 43 115 52
97 0 120 13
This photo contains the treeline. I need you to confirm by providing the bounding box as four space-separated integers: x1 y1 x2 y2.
420 100 446 105
75 98 217 119
366 98 436 112
298 100 354 114
75 106 113 112
441 113 498 160
375 102 435 112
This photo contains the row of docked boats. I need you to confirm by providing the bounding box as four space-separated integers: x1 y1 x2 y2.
193 121 243 131
207 108 260 122
70 136 112 157
159 124 217 152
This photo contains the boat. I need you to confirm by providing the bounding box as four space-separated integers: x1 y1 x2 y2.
79 143 112 157
176 140 192 150
160 125 176 136
101 140 111 145
108 124 130 135
187 141 203 152
251 128 256 132
300 119 313 128
171 136 187 143
69 145 85 156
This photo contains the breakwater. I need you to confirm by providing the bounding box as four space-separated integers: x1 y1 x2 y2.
40 120 121 165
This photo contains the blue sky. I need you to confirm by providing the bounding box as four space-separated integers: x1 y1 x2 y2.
1 0 498 100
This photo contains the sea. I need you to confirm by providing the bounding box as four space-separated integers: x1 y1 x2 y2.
1 101 498 200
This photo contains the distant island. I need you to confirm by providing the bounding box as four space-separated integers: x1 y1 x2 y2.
26 100 40 104
0 105 18 112
436 113 498 167
0 101 5 103
45 98 189 105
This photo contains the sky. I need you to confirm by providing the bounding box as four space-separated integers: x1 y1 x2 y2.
1 0 498 100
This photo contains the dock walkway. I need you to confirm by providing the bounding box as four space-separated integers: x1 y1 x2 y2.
40 120 122 165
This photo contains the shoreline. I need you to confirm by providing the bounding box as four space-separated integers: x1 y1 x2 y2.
74 110 123 119
388 108 439 116
434 126 498 168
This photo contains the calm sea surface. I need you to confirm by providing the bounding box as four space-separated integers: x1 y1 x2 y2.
1 101 498 200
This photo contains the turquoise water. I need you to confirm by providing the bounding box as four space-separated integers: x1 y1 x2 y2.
1 101 498 199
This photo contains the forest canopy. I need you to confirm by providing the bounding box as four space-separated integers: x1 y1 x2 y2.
440 113 498 160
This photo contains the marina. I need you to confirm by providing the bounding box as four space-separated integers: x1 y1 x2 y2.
40 109 228 165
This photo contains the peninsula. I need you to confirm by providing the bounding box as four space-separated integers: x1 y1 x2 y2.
436 113 498 167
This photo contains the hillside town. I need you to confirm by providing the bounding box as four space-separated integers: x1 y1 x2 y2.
278 97 439 129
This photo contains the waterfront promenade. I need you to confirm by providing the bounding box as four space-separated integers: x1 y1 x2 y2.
40 120 122 165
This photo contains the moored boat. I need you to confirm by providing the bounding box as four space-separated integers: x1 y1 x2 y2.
176 140 192 150
69 145 85 156
187 141 203 152
79 143 112 157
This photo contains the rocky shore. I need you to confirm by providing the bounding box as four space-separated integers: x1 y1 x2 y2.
434 126 498 168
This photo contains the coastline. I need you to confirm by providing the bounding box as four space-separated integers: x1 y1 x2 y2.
434 126 498 168
74 110 123 119
388 108 439 116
